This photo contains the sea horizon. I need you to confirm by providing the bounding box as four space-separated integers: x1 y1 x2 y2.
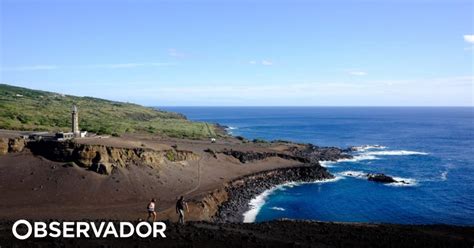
156 106 474 108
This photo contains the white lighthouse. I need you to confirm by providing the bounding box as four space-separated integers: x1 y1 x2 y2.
72 105 80 137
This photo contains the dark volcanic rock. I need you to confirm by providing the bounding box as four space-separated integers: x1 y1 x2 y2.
367 173 397 183
214 164 333 222
0 220 474 248
0 220 472 248
287 145 352 163
221 149 310 164
220 144 351 165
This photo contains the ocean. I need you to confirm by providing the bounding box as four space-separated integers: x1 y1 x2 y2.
160 107 474 226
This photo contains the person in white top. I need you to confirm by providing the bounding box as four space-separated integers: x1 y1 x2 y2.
147 198 156 222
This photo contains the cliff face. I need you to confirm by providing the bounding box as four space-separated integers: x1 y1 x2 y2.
0 137 26 155
22 140 199 174
186 188 229 221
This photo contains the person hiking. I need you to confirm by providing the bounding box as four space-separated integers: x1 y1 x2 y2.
176 196 188 225
147 198 156 222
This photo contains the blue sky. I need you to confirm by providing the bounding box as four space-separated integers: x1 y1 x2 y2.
1 0 473 106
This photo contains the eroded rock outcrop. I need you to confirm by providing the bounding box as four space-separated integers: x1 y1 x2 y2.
187 188 229 221
8 138 26 153
0 137 26 155
0 138 8 155
26 140 199 175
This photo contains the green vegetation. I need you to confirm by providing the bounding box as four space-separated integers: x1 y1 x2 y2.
0 84 217 139
165 150 176 161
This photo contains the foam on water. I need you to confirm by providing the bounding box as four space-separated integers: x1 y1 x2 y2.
364 150 429 156
388 177 418 187
338 170 367 179
270 207 285 211
245 147 427 222
320 161 337 168
440 171 449 181
337 170 418 187
243 187 278 223
352 145 387 152
242 177 344 223
339 154 379 162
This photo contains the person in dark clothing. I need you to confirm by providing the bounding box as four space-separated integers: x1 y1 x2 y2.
176 196 188 225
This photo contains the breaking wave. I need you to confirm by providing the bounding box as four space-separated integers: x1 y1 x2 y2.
351 145 387 152
389 177 418 187
242 177 344 223
243 187 278 223
320 161 337 168
339 154 379 162
338 170 367 179
364 150 429 156
337 170 418 187
440 170 449 181
270 207 285 211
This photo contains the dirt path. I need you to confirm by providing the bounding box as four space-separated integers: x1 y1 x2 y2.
183 154 205 196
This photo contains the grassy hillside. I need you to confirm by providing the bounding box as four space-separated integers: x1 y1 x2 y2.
0 84 217 139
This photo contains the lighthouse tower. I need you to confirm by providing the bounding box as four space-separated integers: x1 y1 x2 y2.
72 105 80 137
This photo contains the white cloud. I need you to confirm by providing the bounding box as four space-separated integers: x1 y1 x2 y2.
261 60 273 66
102 75 473 106
348 71 368 76
248 60 257 64
464 34 474 44
9 75 471 106
0 65 58 71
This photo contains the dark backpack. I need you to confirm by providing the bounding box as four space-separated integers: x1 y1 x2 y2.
176 199 185 210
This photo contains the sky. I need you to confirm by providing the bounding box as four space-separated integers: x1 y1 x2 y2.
1 0 473 106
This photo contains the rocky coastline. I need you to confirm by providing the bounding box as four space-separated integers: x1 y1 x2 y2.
211 144 351 223
213 163 333 222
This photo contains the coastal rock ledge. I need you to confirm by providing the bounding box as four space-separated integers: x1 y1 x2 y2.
213 164 333 223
